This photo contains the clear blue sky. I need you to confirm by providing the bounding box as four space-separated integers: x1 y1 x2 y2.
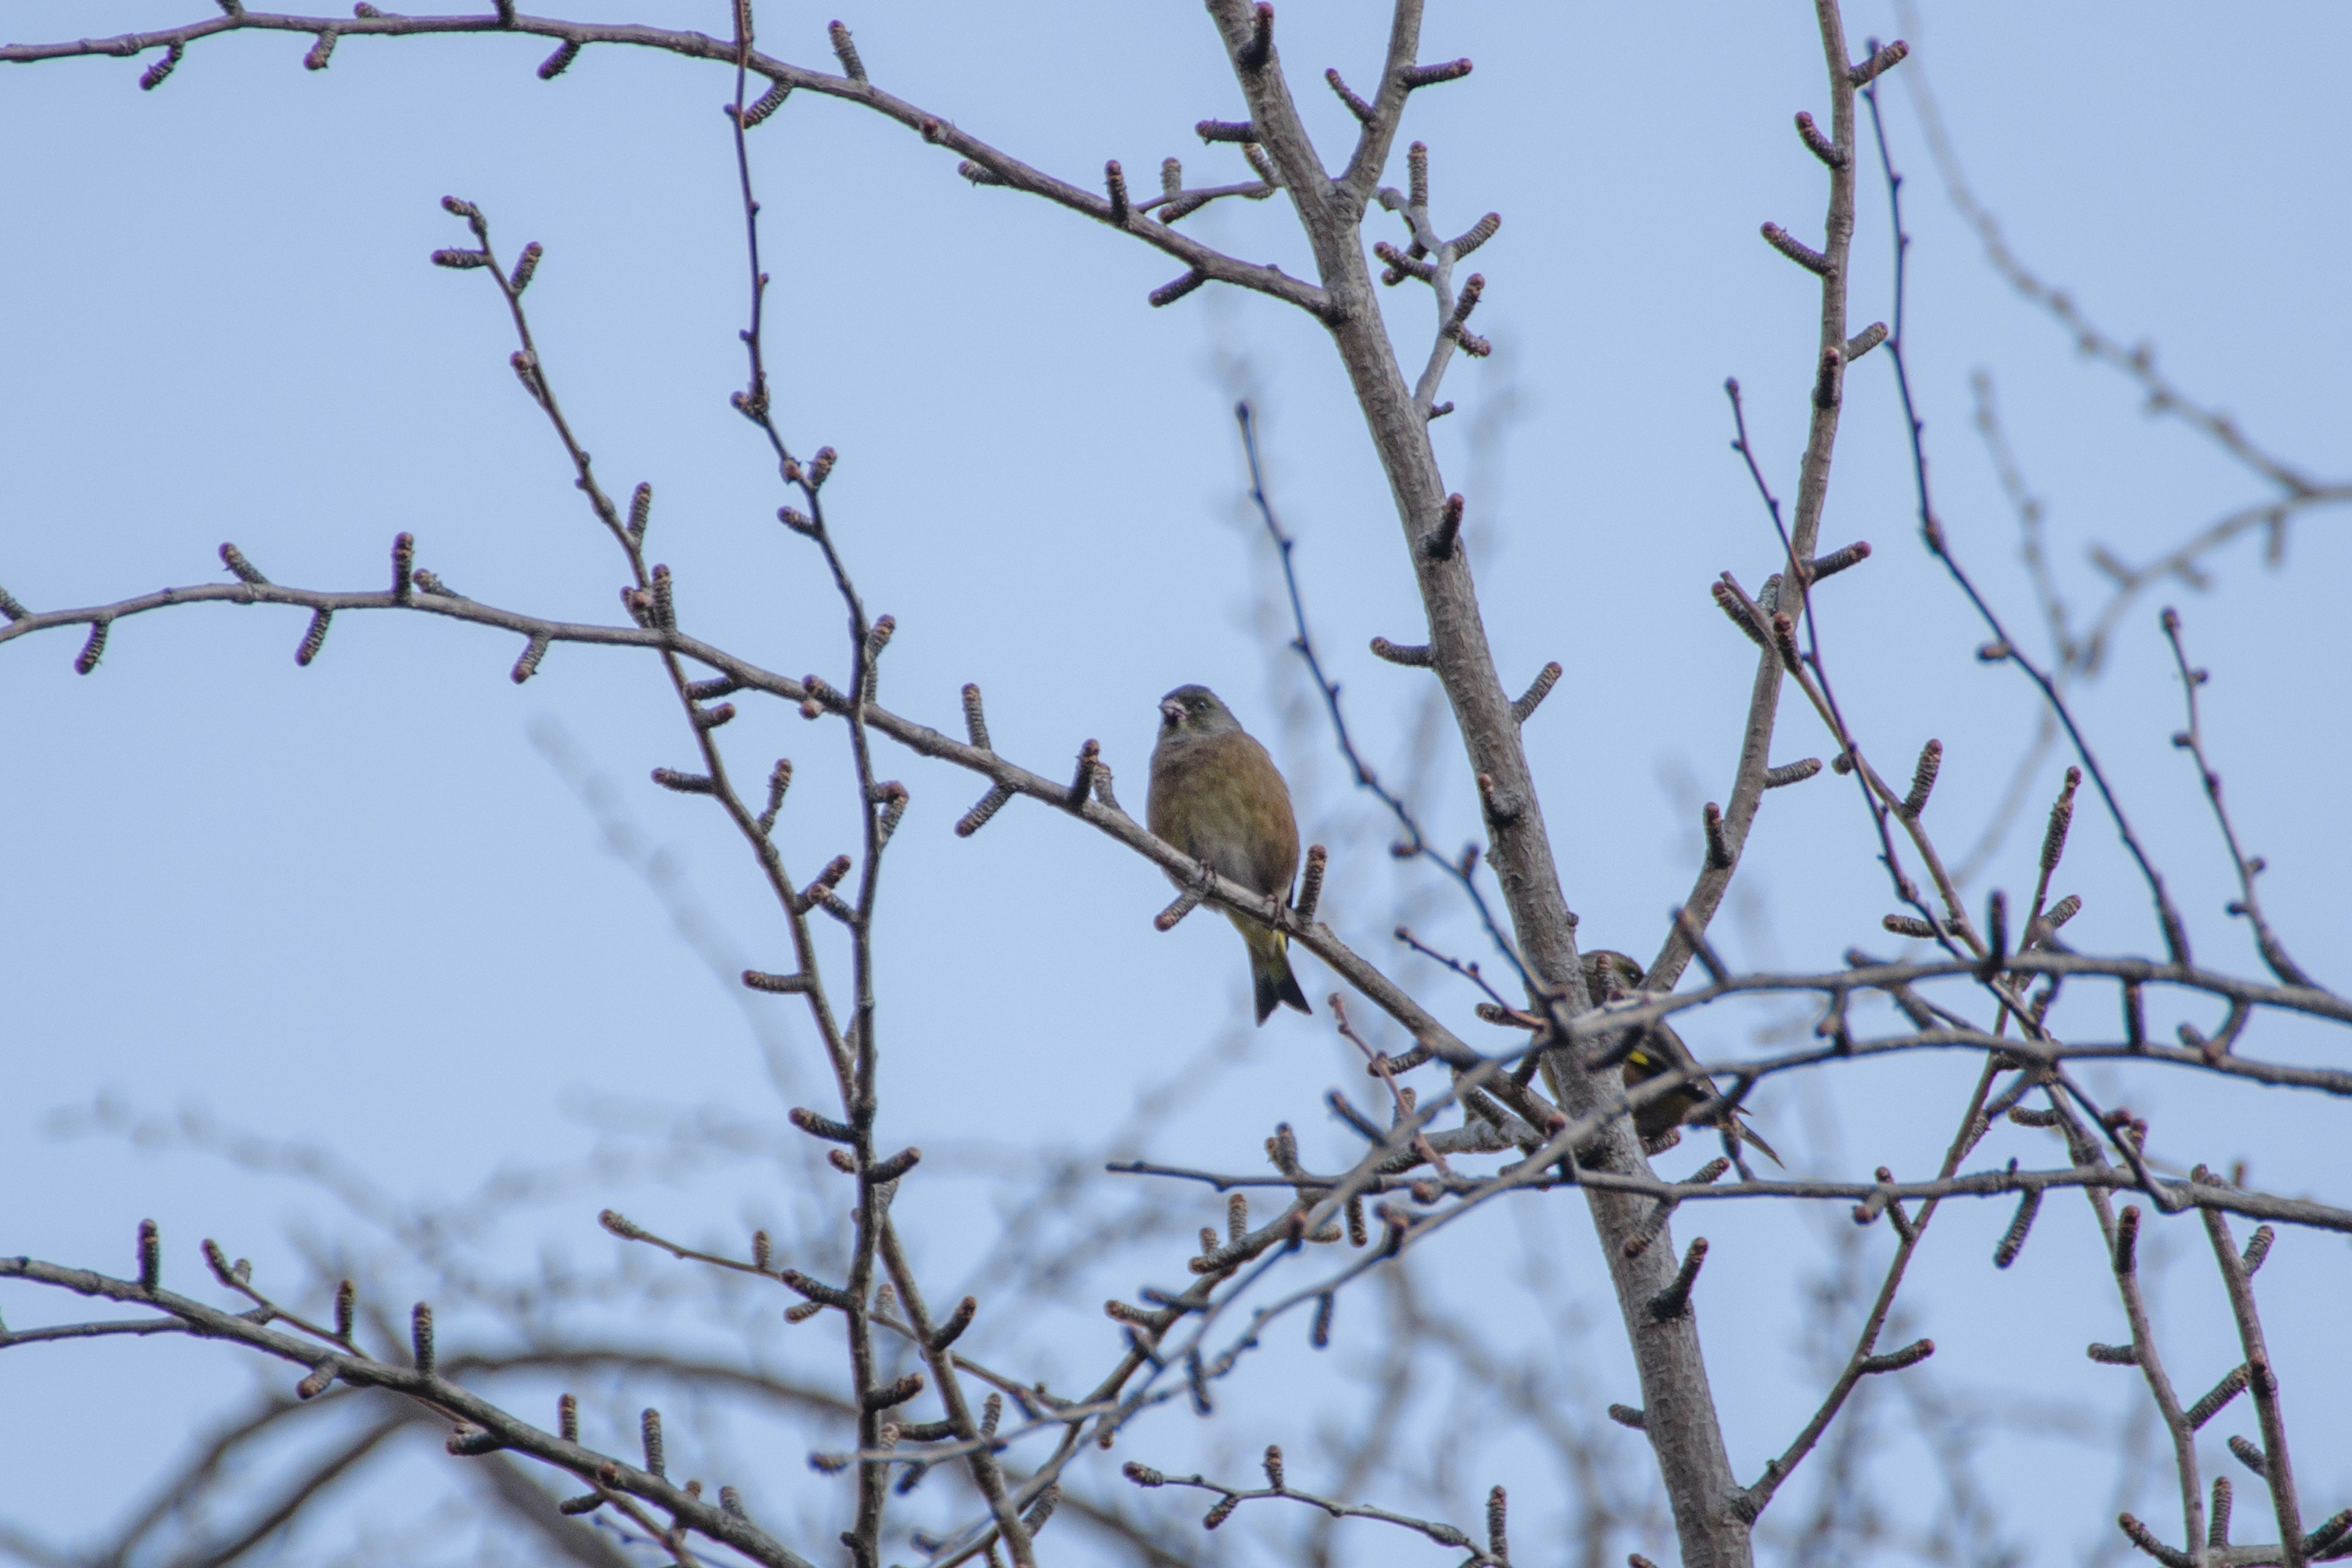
4 2 2346 1561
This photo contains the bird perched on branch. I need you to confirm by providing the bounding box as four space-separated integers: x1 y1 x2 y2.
1148 684 1310 1025
1584 949 1781 1167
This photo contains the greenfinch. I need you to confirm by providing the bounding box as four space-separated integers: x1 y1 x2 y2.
1147 685 1310 1025
1584 950 1782 1167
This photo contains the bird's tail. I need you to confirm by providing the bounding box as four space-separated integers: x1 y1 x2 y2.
1243 922 1311 1026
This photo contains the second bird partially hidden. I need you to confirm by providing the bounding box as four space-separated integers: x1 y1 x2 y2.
1147 684 1311 1025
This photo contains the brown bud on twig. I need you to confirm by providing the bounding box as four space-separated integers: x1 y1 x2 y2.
508 633 548 684
296 1360 339 1400
1845 321 1890 361
743 969 810 994
1795 109 1845 167
1702 802 1733 870
1325 67 1372 122
432 246 489 270
2242 1224 2274 1276
1195 118 1257 143
744 758 790 837
1451 212 1501 258
1764 758 1822 790
1992 1185 2038 1267
1646 1237 1707 1321
869 1146 921 1183
1150 268 1208 307
645 564 676 630
2113 1204 2141 1275
2041 766 2082 873
1310 1292 1335 1348
1849 39 1908 86
738 77 791 127
780 1269 855 1310
1237 2 1273 71
2302 1510 2352 1556
1346 1193 1367 1246
797 853 853 914
790 1106 857 1144
1983 889 2009 971
1368 635 1433 668
201 1238 247 1289
956 682 994 751
2087 1342 2138 1365
1100 159 1129 226
954 782 1016 837
635 1407 665 1476
219 542 269 586
332 1278 355 1341
1447 273 1486 336
140 42 184 91
1259 1441 1284 1490
827 20 865 81
927 1294 976 1351
956 159 1005 186
1858 1338 1934 1375
1423 493 1465 560
1372 239 1434 287
410 1302 435 1378
1403 57 1473 89
651 767 715 794
1512 662 1562 723
1288 842 1327 922
379 537 413 608
1811 540 1871 581
2184 1363 2249 1430
1813 344 1844 409
287 611 334 672
2118 1513 2192 1568
1761 222 1833 276
137 1219 160 1291
1900 739 1942 819
1712 580 1770 647
1405 139 1428 209
537 40 579 80
304 31 337 70
1068 738 1099 810
0 584 27 622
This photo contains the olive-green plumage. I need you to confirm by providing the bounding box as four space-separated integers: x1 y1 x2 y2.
1147 684 1310 1025
1585 949 1782 1167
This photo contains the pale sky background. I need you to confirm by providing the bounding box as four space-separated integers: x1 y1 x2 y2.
3 2 2348 1564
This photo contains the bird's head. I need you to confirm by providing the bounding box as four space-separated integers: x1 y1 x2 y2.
1158 684 1241 740
1583 949 1646 1002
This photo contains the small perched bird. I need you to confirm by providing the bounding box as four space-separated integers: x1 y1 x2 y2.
1147 684 1310 1025
1585 949 1781 1167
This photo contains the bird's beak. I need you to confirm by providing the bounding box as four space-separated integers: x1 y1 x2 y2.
1159 699 1185 726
